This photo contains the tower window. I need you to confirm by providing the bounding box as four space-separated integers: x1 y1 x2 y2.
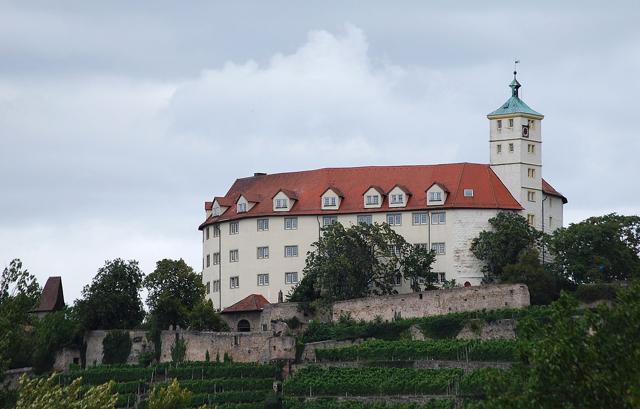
509 143 514 152
528 119 535 128
527 191 536 202
528 144 535 153
497 120 502 129
496 144 502 154
509 119 514 128
527 214 535 226
528 168 536 178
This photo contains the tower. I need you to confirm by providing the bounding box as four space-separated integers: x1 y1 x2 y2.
488 70 544 229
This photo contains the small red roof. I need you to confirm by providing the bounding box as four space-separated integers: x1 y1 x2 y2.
204 201 213 211
200 163 526 229
364 185 386 196
32 276 65 313
389 184 412 196
213 196 234 207
322 186 345 197
542 179 568 204
427 182 450 193
221 294 270 314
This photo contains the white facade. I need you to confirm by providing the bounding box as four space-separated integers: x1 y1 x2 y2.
201 74 566 310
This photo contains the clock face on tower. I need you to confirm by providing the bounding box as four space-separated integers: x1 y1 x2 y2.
522 125 529 138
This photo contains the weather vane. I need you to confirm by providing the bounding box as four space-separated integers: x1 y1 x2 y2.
514 59 520 77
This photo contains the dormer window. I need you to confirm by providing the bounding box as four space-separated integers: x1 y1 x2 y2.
237 203 247 213
366 195 379 205
464 189 474 197
390 194 403 204
213 206 220 216
323 196 336 207
275 198 288 209
428 191 442 202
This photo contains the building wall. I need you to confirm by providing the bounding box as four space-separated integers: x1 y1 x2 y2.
203 208 499 310
331 284 530 322
84 330 152 367
159 330 296 363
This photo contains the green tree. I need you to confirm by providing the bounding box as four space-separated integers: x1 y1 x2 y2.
16 374 116 409
32 308 81 373
289 222 435 303
102 330 132 365
148 379 192 409
470 281 640 408
470 212 543 282
502 248 558 305
75 259 145 330
144 259 204 330
189 299 229 331
549 213 640 284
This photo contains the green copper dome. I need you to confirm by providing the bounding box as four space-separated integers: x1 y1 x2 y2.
487 72 543 118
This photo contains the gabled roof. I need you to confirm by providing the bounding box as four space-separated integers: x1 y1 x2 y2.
322 186 344 198
221 294 270 314
389 184 412 196
542 179 568 204
205 201 213 211
426 182 450 193
364 185 386 196
199 163 524 229
32 276 65 313
213 196 233 207
236 192 262 204
272 188 299 200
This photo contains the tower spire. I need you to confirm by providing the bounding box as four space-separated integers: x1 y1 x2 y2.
510 59 521 97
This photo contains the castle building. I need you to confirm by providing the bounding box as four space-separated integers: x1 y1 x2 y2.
199 73 567 310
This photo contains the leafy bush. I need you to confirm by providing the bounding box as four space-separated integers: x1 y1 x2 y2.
148 378 191 409
170 337 187 364
138 351 154 367
574 283 619 303
102 330 132 365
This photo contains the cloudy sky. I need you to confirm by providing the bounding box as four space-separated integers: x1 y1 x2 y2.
1 1 639 302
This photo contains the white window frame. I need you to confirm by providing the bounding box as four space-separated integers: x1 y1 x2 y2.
229 249 239 262
386 213 401 226
275 198 288 209
212 280 220 293
390 193 404 204
322 215 337 227
357 214 373 225
463 189 474 197
431 211 446 225
257 218 269 231
229 221 239 235
365 195 379 205
431 242 446 255
237 202 247 213
212 252 220 265
257 273 270 286
428 191 442 202
284 245 298 258
284 217 298 230
285 272 299 284
412 212 428 225
323 196 337 207
213 225 220 237
230 276 239 289
257 246 269 259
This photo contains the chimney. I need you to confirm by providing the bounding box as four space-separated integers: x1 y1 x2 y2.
253 172 267 177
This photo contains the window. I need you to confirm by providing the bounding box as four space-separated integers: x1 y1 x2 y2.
528 168 535 178
230 276 239 289
528 144 535 153
284 217 298 230
391 245 401 257
463 189 474 197
284 245 298 257
206 227 210 240
528 119 535 128
527 214 535 225
434 272 445 283
229 249 239 262
428 191 442 201
212 252 220 265
527 191 536 202
257 218 269 231
508 143 514 152
394 273 402 286
257 274 269 286
412 212 428 225
415 243 429 250
496 144 502 154
509 118 514 128
206 254 210 267
206 281 210 294
366 195 379 205
390 194 404 204
213 206 220 216
431 211 446 225
431 242 446 255
357 214 372 225
387 213 402 226
238 202 247 213
497 119 502 129
275 198 288 209
323 215 337 227
323 196 337 207
257 246 269 259
230 221 239 235
212 280 220 293
213 225 220 237
285 272 298 284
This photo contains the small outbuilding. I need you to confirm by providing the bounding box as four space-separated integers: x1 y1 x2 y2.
220 294 270 332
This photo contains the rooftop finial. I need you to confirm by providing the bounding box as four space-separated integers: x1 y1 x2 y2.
510 59 521 97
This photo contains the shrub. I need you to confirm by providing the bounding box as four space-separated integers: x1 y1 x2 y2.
171 337 187 364
575 283 618 304
148 378 191 409
138 351 154 367
102 330 132 365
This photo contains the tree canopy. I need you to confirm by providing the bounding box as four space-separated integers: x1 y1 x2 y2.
288 222 436 303
549 213 640 284
75 259 145 331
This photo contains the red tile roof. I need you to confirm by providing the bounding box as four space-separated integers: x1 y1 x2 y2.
200 163 525 229
221 294 270 314
32 276 65 313
205 201 213 211
428 182 450 193
390 184 412 196
542 179 568 204
214 196 234 207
